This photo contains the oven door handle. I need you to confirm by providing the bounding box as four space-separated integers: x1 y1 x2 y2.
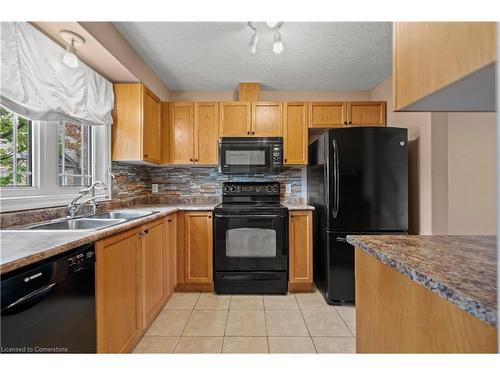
214 214 285 219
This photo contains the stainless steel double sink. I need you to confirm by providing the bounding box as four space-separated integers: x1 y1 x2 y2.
21 210 159 231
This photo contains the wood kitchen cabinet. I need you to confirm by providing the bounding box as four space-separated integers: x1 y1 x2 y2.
96 215 178 353
252 102 282 136
141 218 165 328
112 83 161 163
164 213 177 297
96 227 142 353
170 102 219 164
347 101 386 126
308 102 346 128
283 102 308 165
170 102 194 164
184 212 213 284
393 22 496 111
288 211 313 292
219 102 251 137
194 102 219 164
175 211 213 290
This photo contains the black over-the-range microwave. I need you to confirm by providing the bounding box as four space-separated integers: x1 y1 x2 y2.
219 137 283 174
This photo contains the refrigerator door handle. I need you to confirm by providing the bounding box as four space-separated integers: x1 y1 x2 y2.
332 139 340 218
324 135 329 212
335 236 347 243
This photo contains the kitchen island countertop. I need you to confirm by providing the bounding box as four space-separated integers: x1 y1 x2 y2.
347 235 497 327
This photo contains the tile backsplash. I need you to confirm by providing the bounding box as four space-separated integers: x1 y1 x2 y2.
112 162 305 205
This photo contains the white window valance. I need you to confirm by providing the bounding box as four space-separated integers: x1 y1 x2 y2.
1 22 114 126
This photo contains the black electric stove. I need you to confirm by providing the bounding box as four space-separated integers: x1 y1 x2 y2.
213 181 288 294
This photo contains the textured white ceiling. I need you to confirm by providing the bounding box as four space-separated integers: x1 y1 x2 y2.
113 22 392 91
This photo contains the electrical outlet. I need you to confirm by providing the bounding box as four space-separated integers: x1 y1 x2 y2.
152 183 158 193
285 184 292 194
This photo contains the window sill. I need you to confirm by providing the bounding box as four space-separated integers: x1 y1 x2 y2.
0 193 111 213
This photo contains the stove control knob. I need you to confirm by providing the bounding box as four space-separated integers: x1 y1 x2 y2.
273 185 279 192
230 186 236 193
224 185 230 193
266 185 272 192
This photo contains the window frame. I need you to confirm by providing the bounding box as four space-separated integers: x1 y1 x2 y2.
0 120 111 213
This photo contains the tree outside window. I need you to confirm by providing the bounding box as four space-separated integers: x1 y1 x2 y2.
0 107 32 187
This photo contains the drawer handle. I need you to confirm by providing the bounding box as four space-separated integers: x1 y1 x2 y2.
336 236 348 243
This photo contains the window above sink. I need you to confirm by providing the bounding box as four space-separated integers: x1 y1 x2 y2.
0 106 111 213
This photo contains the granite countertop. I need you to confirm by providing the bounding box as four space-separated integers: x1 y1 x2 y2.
347 235 497 327
0 204 217 275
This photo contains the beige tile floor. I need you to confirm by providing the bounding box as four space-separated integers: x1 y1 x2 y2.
133 288 356 354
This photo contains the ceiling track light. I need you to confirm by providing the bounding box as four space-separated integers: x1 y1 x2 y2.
246 22 284 55
247 22 258 54
59 30 85 68
272 22 284 54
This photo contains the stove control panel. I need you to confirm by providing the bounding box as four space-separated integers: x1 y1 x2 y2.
222 181 280 196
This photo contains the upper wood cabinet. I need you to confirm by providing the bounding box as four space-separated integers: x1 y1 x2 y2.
289 211 313 291
112 83 161 163
169 102 219 165
160 102 170 164
347 101 386 126
194 102 219 164
141 218 165 328
219 102 251 137
252 102 282 136
283 102 308 165
170 102 194 164
96 227 142 353
393 22 497 111
184 211 213 284
308 102 346 128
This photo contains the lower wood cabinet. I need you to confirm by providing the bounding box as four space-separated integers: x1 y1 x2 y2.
288 210 313 292
95 215 177 353
176 211 214 291
164 213 177 296
96 227 142 354
142 218 166 327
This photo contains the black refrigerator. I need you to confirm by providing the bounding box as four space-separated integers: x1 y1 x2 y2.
308 127 408 304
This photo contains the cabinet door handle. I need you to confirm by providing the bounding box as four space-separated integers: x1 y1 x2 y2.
189 158 193 162
144 154 149 157
290 214 294 218
343 121 347 125
144 229 149 234
252 131 255 135
348 121 352 125
139 231 145 237
208 215 212 218
195 159 198 162
167 219 172 223
284 158 287 163
247 131 250 135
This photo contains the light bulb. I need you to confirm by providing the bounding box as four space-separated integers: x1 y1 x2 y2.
247 32 258 54
273 31 283 54
266 22 278 28
62 44 78 68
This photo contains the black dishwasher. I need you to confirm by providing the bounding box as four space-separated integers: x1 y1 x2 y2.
1 244 96 353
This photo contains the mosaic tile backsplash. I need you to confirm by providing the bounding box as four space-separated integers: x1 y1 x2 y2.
146 165 305 204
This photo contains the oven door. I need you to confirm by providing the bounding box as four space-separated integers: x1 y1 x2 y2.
219 143 272 173
214 213 288 271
